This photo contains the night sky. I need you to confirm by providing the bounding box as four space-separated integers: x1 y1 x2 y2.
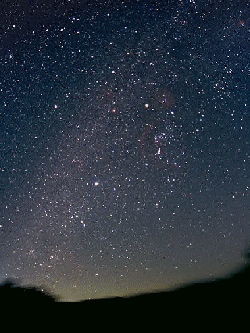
1 0 250 301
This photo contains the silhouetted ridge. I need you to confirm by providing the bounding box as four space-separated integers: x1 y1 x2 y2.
1 261 250 308
80 260 250 313
0 279 56 304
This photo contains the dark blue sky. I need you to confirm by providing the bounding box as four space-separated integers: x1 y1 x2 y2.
1 0 250 300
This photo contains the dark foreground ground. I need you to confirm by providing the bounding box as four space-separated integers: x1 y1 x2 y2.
1 261 250 314
1 264 250 330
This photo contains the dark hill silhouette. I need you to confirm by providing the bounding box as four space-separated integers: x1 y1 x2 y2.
0 279 56 304
1 259 250 314
83 261 250 314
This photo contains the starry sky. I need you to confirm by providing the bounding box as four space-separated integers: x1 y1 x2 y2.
1 0 250 301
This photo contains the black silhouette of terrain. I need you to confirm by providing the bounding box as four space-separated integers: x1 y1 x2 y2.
0 279 56 304
84 262 250 314
1 262 249 330
1 260 250 314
